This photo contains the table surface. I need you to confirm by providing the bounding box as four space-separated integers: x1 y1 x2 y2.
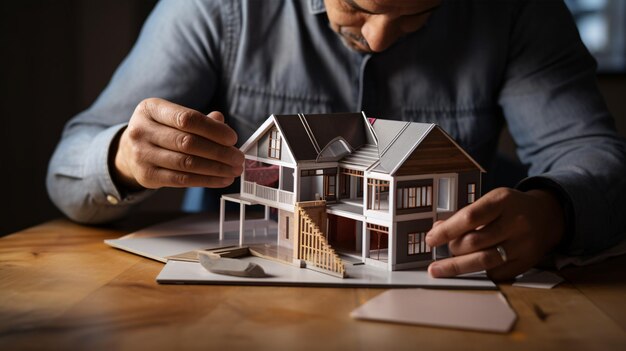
1 215 625 351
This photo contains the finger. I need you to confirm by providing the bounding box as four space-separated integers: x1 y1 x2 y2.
137 119 245 168
136 166 236 189
487 258 529 282
447 219 507 256
425 191 505 247
428 246 507 278
138 98 238 146
144 148 243 178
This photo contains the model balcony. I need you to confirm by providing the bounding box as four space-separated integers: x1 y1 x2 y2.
242 180 295 210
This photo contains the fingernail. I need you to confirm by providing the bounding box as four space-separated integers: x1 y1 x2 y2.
425 234 435 246
429 264 443 277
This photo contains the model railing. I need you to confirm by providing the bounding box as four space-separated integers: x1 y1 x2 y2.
295 206 346 278
243 181 294 205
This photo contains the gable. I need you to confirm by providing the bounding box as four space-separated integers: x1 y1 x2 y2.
377 122 433 174
395 127 481 176
254 126 294 163
273 115 318 161
240 115 296 164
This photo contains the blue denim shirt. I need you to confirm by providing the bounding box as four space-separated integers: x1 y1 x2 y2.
47 0 626 256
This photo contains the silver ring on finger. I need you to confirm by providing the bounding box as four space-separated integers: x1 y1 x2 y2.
496 245 508 263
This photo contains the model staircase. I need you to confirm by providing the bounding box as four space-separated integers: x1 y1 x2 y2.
294 202 346 278
341 144 379 168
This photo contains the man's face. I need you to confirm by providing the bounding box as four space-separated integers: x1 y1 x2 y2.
324 0 441 53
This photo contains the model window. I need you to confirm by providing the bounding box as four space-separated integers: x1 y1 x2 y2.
367 179 390 210
324 175 336 199
269 129 281 159
467 183 476 204
356 177 363 198
408 232 430 255
339 174 350 198
397 185 432 209
367 224 389 261
340 168 364 198
437 178 451 211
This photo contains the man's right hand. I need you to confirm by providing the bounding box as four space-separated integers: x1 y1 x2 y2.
112 98 244 190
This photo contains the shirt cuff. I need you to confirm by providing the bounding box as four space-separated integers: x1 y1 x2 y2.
85 123 154 207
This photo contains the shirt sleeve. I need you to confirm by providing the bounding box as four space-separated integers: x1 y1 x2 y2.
498 0 626 255
46 0 228 224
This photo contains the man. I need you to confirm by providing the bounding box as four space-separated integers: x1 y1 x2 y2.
47 0 626 280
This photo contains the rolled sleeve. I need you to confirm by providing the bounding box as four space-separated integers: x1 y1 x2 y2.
84 124 154 207
47 123 154 224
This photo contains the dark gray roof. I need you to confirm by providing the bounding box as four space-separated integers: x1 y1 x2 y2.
273 113 368 162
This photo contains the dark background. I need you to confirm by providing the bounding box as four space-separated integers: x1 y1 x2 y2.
1 0 625 235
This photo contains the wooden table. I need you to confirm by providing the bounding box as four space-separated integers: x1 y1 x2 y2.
1 216 625 350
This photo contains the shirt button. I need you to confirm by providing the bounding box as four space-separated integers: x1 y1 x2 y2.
106 194 120 205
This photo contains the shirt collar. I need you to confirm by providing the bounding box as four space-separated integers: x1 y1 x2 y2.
308 0 326 15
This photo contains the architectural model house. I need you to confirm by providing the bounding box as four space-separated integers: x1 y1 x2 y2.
219 112 485 278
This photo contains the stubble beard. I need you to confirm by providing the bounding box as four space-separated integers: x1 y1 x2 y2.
337 26 372 53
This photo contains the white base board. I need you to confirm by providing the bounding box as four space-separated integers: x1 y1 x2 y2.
105 215 495 289
157 257 496 289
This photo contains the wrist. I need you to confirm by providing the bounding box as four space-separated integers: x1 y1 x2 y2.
516 176 576 254
526 189 566 251
109 128 143 192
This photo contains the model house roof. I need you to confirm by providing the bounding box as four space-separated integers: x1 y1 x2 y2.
240 112 485 175
275 113 370 161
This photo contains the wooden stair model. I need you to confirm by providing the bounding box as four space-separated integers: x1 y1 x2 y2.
294 201 347 278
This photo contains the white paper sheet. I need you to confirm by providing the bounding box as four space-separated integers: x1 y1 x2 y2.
351 289 516 333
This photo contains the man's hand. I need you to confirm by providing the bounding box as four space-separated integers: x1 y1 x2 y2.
112 98 244 190
425 188 565 281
